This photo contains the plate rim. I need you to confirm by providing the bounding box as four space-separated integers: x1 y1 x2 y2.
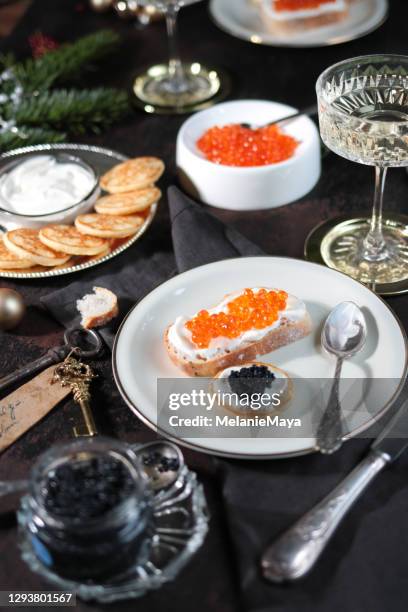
209 0 389 48
112 255 408 460
0 144 157 279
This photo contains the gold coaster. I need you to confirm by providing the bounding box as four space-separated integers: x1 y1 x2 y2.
132 63 231 115
304 213 408 296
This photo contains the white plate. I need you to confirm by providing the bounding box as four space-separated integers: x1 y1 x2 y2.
210 0 388 48
113 257 407 459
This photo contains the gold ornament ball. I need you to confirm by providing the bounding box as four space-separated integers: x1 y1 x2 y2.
0 289 26 331
89 0 113 12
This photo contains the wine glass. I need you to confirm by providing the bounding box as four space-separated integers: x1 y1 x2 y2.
315 55 408 291
133 0 224 113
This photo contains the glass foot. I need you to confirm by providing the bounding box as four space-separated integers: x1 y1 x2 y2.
132 62 227 114
304 215 408 295
321 219 408 285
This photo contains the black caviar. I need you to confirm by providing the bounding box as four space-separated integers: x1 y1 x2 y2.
228 365 275 396
142 451 180 473
27 440 153 582
43 456 135 521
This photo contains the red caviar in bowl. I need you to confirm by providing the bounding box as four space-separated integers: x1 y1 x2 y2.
196 124 299 167
274 0 336 10
185 288 288 349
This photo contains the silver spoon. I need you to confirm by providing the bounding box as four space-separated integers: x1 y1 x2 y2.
240 103 317 130
316 301 367 454
134 441 184 491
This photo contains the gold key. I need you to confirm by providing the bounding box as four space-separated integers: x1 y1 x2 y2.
52 351 98 438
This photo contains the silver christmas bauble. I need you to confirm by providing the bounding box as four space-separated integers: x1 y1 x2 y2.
0 288 26 331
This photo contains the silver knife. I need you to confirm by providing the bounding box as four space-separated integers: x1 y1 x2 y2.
261 397 408 583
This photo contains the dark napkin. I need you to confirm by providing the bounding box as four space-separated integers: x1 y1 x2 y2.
41 186 263 347
218 436 408 612
169 188 263 273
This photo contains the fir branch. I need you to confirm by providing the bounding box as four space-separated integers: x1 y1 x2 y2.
7 88 129 134
12 30 121 91
0 53 16 72
0 30 128 152
0 126 66 152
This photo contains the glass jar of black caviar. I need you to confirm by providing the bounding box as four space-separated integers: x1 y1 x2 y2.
23 437 153 581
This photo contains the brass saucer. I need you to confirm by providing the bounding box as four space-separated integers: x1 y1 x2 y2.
132 62 230 115
304 213 408 296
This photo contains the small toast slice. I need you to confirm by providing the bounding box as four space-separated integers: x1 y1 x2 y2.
261 0 348 34
100 157 165 194
3 228 70 267
76 286 118 329
165 289 312 377
0 239 34 269
39 225 108 256
75 213 144 238
94 187 161 216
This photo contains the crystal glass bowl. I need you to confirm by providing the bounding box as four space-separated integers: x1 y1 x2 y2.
0 152 100 230
316 55 408 167
18 439 209 603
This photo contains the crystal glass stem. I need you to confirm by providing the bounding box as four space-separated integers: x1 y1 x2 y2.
363 166 388 261
165 3 189 94
132 0 224 113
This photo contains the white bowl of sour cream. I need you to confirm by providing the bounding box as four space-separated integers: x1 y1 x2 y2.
0 153 99 229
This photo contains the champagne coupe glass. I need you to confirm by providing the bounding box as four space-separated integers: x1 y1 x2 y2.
133 0 223 113
316 55 408 290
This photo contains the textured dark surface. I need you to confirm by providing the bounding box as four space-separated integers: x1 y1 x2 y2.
0 1 408 611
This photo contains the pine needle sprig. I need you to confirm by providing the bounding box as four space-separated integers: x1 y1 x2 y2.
7 88 129 134
0 30 129 153
10 30 121 91
0 126 66 151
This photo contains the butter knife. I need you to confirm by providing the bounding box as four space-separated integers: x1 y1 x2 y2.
261 397 408 583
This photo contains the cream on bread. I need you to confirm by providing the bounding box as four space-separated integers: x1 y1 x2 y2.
165 288 312 377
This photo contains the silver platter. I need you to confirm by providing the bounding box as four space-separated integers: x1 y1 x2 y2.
210 0 388 48
0 144 158 279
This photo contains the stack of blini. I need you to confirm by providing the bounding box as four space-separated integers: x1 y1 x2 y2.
0 157 164 270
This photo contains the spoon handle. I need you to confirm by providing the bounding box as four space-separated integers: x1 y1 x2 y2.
241 104 318 130
315 358 344 454
267 104 318 127
261 449 388 582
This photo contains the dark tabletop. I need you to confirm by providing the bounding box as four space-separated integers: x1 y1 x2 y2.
1 1 408 611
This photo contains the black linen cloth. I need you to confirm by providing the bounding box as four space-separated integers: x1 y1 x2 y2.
42 187 408 612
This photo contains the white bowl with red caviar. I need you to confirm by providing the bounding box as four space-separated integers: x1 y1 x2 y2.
176 99 321 210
